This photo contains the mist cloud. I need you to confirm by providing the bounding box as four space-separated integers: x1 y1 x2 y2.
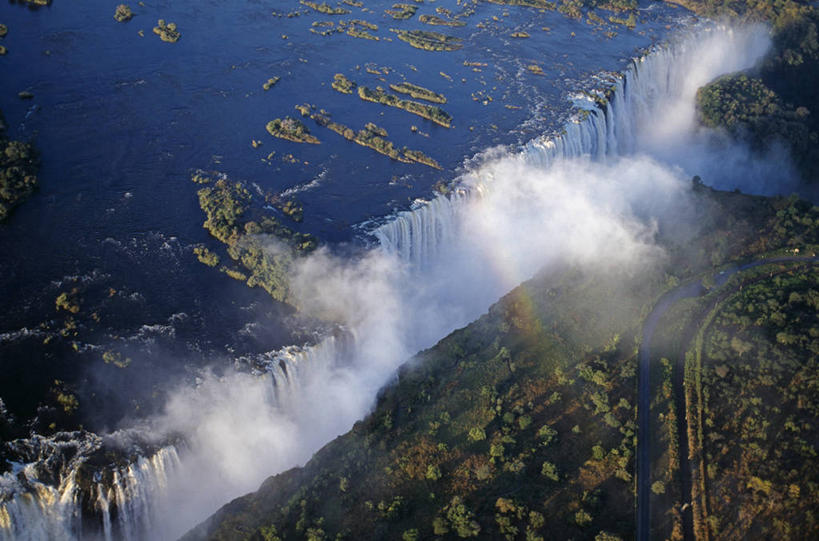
127 23 801 540
633 24 801 195
141 149 699 539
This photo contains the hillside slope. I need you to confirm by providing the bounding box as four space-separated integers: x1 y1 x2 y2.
184 186 818 541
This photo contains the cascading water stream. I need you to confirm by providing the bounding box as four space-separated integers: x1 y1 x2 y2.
0 434 180 541
372 24 771 267
1 23 776 540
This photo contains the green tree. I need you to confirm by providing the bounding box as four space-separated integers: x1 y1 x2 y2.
651 481 666 495
541 461 559 481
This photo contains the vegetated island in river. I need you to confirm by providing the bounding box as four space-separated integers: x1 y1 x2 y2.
300 0 351 15
332 73 357 94
113 4 133 23
263 77 281 91
153 19 181 42
419 14 467 27
308 20 382 40
295 104 441 169
341 19 380 40
184 184 819 541
389 82 447 104
481 0 638 30
266 117 321 144
357 85 453 127
0 109 39 222
391 29 463 51
192 172 317 303
385 3 418 20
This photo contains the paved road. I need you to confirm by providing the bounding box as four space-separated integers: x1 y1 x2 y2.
636 256 818 541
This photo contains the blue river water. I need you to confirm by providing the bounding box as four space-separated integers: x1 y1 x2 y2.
0 0 687 429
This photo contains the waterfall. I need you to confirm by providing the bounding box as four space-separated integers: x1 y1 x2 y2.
370 24 770 266
96 485 111 541
1 22 773 541
245 331 353 407
0 468 81 541
0 432 99 541
105 447 181 541
0 433 180 541
371 190 472 268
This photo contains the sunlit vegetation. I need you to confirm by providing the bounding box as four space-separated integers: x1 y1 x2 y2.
196 176 251 245
193 173 317 302
607 12 636 29
392 29 462 51
697 75 782 128
221 267 249 282
295 105 441 168
114 4 133 23
419 14 466 27
389 82 447 104
153 19 181 43
666 186 819 277
310 20 338 36
641 191 819 540
56 289 81 314
487 0 556 9
265 193 305 223
339 19 380 40
185 175 819 541
0 110 39 222
102 349 131 369
193 245 220 267
186 265 659 540
697 73 818 179
483 0 638 29
692 0 819 180
331 73 357 94
299 0 351 15
357 86 453 127
265 117 321 144
280 200 304 222
385 3 418 20
263 77 280 91
680 263 819 539
51 381 78 415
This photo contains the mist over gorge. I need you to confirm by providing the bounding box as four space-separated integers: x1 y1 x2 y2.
1 2 816 540
151 24 785 540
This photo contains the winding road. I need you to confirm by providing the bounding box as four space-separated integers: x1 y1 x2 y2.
635 256 818 541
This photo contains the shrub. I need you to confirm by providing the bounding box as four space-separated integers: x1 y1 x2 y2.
575 509 593 527
541 461 558 481
651 481 666 495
